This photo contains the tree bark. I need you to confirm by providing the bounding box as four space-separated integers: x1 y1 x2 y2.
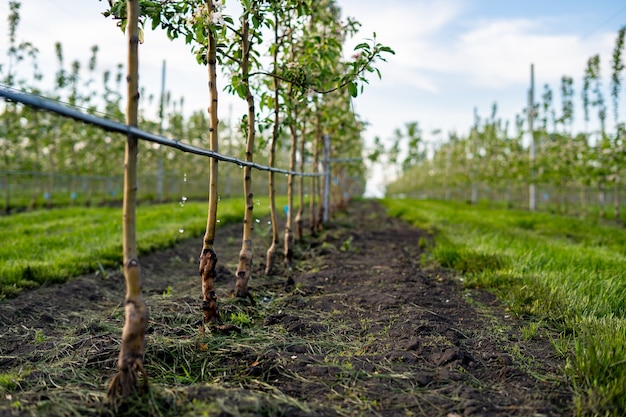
284 97 298 269
235 16 255 303
198 9 220 323
265 13 280 276
107 0 149 401
309 108 321 234
295 119 306 241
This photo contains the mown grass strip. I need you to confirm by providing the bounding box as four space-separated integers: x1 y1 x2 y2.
381 198 626 415
0 197 281 298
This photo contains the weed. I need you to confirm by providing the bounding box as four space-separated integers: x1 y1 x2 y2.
0 373 19 393
34 329 45 344
229 311 252 327
162 285 173 297
521 320 543 341
340 235 354 252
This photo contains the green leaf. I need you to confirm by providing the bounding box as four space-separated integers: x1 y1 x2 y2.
237 84 247 99
348 81 358 97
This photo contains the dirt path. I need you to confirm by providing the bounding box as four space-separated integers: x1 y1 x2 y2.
0 199 570 416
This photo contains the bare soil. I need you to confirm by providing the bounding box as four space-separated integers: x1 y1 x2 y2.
0 199 571 416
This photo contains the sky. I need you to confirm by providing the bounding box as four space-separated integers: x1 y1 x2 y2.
2 0 626 196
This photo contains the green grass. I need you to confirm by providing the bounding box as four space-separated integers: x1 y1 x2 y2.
0 197 279 298
382 198 626 416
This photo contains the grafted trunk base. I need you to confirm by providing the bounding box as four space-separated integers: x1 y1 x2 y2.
107 358 148 402
107 298 149 402
284 227 293 270
236 247 255 305
235 240 255 305
295 211 303 242
265 243 277 275
199 248 219 322
284 249 293 270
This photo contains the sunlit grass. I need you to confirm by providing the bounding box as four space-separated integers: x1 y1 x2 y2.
382 198 626 415
0 197 281 298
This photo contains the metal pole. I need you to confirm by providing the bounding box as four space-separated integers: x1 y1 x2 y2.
157 60 166 202
528 63 536 211
323 134 331 223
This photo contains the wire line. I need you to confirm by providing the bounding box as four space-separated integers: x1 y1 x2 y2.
0 85 325 178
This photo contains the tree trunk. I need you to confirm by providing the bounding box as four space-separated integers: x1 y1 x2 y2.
309 110 321 234
234 16 255 303
284 99 297 269
265 14 279 276
107 0 149 401
198 7 220 323
295 119 306 242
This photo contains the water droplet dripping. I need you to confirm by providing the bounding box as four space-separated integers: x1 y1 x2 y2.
267 220 271 225
255 218 260 223
178 228 184 234
218 195 221 201
217 219 221 223
181 196 187 202
183 173 187 182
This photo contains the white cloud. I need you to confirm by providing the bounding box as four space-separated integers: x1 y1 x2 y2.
341 1 618 95
454 18 616 88
340 0 464 92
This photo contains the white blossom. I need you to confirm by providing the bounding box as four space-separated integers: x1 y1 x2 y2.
212 11 224 26
212 0 225 12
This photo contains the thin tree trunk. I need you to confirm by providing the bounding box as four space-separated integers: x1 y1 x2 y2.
235 16 255 303
284 97 297 269
29 116 41 210
295 119 306 241
107 0 148 400
198 6 220 322
309 110 321 234
265 13 279 276
317 155 325 231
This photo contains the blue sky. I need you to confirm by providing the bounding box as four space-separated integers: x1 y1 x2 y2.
2 1 626 195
